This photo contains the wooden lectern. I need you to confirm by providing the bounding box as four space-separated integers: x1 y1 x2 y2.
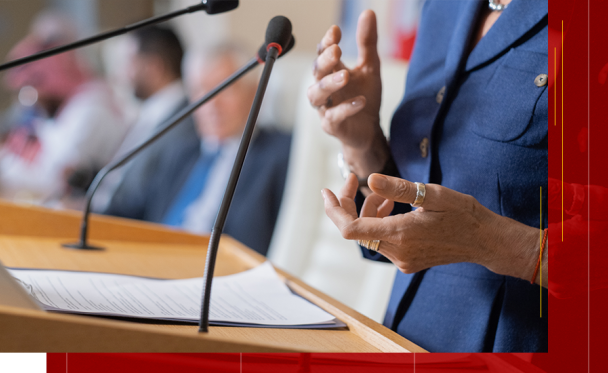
0 201 426 352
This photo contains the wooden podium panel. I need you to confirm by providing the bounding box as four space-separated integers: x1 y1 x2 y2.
0 201 426 352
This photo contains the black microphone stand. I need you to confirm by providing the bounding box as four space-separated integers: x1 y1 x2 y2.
63 58 259 250
0 0 238 71
198 44 281 333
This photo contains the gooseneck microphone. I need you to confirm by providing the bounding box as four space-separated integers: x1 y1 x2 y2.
62 25 295 251
0 0 238 71
198 16 293 333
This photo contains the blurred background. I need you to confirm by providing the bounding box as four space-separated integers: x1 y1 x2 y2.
0 0 422 130
0 0 423 323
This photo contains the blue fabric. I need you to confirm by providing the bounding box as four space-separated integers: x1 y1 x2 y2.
360 0 548 352
162 149 218 226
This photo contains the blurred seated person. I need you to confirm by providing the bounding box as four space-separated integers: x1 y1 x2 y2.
92 26 187 212
0 11 127 206
104 45 292 255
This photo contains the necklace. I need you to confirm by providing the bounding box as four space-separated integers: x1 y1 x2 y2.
488 0 507 11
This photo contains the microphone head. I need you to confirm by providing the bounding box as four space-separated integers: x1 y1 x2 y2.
203 0 239 15
257 35 295 61
265 16 293 52
283 35 296 55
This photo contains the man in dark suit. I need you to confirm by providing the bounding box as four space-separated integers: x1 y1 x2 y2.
104 45 291 256
92 25 188 212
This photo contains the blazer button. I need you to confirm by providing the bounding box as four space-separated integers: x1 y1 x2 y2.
420 137 429 158
436 86 446 104
534 74 548 87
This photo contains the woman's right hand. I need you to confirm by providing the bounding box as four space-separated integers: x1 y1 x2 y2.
307 10 390 178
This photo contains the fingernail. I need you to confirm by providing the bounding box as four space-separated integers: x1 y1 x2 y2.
351 97 364 107
370 174 387 190
333 71 345 83
313 60 318 73
317 43 323 55
321 189 327 200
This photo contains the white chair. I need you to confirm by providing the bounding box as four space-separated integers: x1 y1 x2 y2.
268 58 408 322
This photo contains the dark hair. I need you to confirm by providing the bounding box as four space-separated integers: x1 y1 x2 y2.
132 26 184 79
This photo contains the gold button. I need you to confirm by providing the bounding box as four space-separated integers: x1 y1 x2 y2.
534 74 548 87
420 137 429 158
436 86 446 104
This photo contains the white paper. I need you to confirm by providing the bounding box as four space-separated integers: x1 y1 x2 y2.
8 262 336 326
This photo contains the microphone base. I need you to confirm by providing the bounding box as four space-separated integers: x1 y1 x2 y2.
62 242 105 251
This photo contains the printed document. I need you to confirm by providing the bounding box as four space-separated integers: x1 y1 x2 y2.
8 262 341 327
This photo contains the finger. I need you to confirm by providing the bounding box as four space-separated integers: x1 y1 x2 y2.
313 45 343 80
340 216 399 241
318 25 342 55
336 173 359 217
377 199 394 218
321 96 366 136
368 173 452 211
307 70 349 107
324 187 358 220
339 173 359 200
324 189 403 242
356 10 380 67
321 188 341 208
322 188 358 233
368 174 416 204
360 193 387 217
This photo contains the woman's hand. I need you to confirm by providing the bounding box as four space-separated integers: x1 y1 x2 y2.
308 10 390 178
322 173 544 284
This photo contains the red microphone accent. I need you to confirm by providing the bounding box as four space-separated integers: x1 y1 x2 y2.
266 42 283 56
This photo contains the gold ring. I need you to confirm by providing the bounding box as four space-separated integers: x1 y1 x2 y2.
411 182 426 208
357 239 381 252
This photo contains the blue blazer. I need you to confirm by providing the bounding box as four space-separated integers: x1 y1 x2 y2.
362 0 548 352
104 117 291 256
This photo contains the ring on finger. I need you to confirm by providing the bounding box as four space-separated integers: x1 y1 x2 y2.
411 182 426 208
357 239 381 252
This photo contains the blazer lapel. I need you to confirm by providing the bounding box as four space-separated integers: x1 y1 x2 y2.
443 0 484 88
465 0 548 72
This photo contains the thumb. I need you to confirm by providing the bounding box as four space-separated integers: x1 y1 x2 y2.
369 173 466 212
368 173 451 212
356 10 380 67
368 174 418 205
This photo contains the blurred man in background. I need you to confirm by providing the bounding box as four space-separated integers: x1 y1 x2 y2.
91 25 187 212
0 11 127 206
105 45 292 255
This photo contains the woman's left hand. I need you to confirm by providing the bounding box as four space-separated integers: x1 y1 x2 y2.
322 173 542 282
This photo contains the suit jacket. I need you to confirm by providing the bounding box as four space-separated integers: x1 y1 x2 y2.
104 117 291 256
361 0 548 352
